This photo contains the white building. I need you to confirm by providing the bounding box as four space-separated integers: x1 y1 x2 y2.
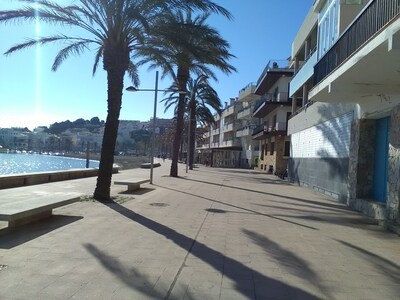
288 0 400 224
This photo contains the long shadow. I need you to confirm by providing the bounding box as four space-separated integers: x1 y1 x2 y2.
0 215 83 249
178 176 353 212
195 169 292 186
243 229 332 299
98 201 319 299
84 243 166 299
156 184 318 230
271 214 380 228
336 239 400 284
252 203 347 215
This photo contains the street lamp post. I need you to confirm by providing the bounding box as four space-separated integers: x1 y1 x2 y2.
126 71 186 184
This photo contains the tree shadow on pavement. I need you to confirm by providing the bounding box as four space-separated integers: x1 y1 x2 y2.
156 184 318 230
179 176 354 212
271 213 383 231
195 168 292 186
97 201 319 299
335 239 400 285
84 243 166 299
243 229 333 299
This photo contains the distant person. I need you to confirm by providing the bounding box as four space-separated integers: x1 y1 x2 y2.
205 159 209 167
162 154 165 162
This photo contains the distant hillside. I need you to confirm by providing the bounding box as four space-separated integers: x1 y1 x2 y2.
47 117 105 134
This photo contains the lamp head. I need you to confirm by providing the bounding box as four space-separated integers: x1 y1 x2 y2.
126 86 138 92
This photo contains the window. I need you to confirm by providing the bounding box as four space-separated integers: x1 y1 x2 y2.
261 145 265 160
318 0 339 58
284 141 290 157
270 142 275 155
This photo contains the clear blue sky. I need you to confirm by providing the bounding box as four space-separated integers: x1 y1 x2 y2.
0 0 313 130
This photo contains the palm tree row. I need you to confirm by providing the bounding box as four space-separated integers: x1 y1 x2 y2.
163 74 223 170
0 0 235 200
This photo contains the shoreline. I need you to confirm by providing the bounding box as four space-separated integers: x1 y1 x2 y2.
63 153 151 170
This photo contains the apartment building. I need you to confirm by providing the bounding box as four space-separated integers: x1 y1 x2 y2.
250 60 296 174
196 98 242 167
288 0 400 223
237 84 260 168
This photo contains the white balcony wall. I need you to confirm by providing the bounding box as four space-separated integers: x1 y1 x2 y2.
290 50 317 96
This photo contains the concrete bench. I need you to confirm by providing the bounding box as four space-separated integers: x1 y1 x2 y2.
114 178 150 192
0 193 81 228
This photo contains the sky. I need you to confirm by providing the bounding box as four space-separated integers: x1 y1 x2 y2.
0 0 314 130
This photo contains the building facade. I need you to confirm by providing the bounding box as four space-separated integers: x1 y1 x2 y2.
288 0 400 223
251 60 295 174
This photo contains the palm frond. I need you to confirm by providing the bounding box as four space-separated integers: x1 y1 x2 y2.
52 40 94 71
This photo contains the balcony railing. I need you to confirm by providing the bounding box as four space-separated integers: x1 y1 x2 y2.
237 106 254 119
257 59 291 87
252 122 287 136
314 0 400 85
236 125 257 137
238 82 256 97
253 92 290 113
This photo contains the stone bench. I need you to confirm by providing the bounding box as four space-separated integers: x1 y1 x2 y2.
114 178 150 192
0 193 81 228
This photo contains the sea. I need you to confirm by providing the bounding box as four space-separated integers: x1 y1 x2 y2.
0 153 100 175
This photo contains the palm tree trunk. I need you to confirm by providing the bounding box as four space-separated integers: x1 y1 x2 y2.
170 67 189 177
189 100 196 170
93 48 127 200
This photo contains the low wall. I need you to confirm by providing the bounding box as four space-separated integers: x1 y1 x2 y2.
0 167 119 189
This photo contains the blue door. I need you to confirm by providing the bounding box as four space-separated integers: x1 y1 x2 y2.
373 117 390 202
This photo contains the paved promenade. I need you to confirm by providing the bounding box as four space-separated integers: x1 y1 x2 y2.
0 161 399 299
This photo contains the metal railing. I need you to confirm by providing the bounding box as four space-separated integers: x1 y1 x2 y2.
238 82 256 95
252 122 287 135
288 100 315 120
256 59 291 87
253 92 290 114
314 0 400 85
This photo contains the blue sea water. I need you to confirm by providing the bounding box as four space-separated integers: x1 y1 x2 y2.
0 153 99 175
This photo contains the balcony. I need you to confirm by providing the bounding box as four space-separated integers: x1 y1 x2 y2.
222 104 235 117
211 128 220 135
220 138 240 148
196 143 210 149
252 122 287 140
289 48 317 96
237 106 254 119
236 126 256 138
255 60 294 95
238 82 259 102
253 92 291 118
211 142 219 148
310 0 400 102
222 123 234 132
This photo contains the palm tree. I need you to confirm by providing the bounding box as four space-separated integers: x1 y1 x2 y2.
187 75 222 169
136 10 236 177
164 74 222 169
0 0 232 200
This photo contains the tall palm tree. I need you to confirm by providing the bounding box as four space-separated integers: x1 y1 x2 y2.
136 10 236 177
0 0 232 200
164 75 222 169
187 75 222 169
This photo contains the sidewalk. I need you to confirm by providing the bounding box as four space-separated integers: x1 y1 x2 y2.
0 161 399 299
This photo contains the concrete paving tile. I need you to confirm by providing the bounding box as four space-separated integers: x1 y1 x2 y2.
220 287 255 300
39 280 87 299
